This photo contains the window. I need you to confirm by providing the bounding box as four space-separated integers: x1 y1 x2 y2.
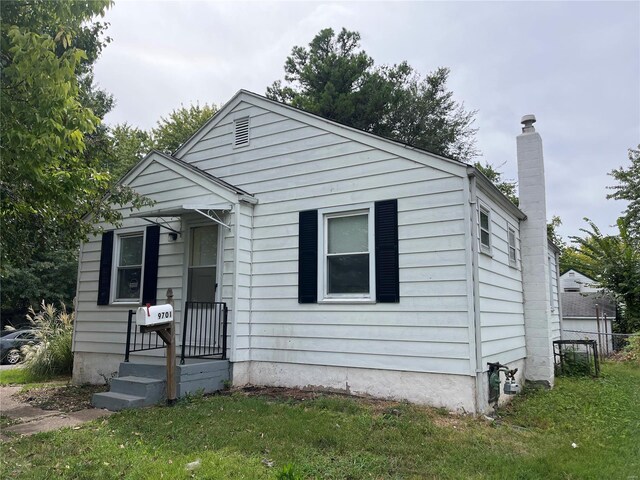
507 226 517 267
114 232 144 302
321 207 375 301
479 205 491 253
97 226 160 306
298 201 399 304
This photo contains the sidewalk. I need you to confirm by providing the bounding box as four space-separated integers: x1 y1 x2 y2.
0 386 113 441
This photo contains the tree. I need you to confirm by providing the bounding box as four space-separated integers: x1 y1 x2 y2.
267 28 478 162
152 103 217 154
474 162 519 205
547 215 565 251
566 219 640 333
0 1 149 324
608 145 640 241
0 1 148 260
104 123 153 182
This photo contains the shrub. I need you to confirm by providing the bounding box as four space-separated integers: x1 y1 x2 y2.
22 302 74 378
620 333 640 364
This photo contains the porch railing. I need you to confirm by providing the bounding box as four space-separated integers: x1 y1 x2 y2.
180 301 228 364
124 301 228 364
124 309 165 362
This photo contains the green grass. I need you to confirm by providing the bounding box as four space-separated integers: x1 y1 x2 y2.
0 367 69 386
1 361 638 479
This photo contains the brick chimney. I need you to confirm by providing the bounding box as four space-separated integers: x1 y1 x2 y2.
517 115 554 387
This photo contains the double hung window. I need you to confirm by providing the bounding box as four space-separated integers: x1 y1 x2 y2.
507 226 517 267
321 207 375 301
114 232 144 302
479 205 491 254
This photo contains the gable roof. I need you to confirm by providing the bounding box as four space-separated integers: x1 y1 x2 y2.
120 149 252 198
174 90 469 177
560 268 596 281
172 90 529 219
561 291 616 318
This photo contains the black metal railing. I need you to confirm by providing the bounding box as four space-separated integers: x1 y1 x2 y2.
124 309 165 362
180 301 228 364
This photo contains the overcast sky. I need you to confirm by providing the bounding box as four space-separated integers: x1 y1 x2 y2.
93 0 640 241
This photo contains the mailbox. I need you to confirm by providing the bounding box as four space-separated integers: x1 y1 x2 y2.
136 304 174 327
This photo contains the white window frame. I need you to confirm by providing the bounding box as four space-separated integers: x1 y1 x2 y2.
478 203 492 255
317 204 376 303
111 228 146 304
183 221 224 304
507 224 518 268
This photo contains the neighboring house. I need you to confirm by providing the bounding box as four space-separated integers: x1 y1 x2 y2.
560 270 615 353
73 91 561 413
560 269 599 293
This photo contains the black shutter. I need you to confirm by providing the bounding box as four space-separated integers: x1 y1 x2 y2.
97 231 114 305
142 225 160 305
298 210 318 303
375 199 400 303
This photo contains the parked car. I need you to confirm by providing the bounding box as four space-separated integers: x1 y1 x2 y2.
0 330 38 364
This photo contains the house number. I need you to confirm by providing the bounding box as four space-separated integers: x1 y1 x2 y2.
157 311 172 320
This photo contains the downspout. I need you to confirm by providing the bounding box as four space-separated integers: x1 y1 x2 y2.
555 250 564 339
468 172 485 413
230 202 241 364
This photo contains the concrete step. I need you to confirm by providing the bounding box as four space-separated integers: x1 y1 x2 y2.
110 376 166 401
92 392 148 411
118 362 166 379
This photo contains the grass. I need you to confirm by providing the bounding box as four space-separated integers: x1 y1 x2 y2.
0 367 69 387
1 361 638 479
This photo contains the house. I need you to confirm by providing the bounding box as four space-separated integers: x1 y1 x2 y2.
560 269 599 293
74 91 561 413
560 270 616 353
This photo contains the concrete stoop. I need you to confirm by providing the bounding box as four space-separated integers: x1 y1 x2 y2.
92 360 229 411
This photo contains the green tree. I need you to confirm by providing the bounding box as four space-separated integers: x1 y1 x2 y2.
103 103 217 185
0 1 149 324
152 103 217 154
567 219 640 333
105 123 153 182
267 28 478 162
474 162 519 205
608 145 640 240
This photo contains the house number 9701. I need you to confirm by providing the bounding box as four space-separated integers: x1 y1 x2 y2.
157 311 172 320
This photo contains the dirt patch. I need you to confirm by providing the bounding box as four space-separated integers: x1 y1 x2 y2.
231 385 419 413
15 384 108 412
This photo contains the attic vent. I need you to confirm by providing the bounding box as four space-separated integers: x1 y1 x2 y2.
234 117 250 147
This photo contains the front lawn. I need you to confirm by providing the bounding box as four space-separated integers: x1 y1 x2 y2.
0 367 71 385
1 361 638 479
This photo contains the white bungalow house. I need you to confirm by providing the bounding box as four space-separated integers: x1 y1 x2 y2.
74 91 561 413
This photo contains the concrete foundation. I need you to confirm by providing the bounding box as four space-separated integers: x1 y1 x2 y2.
232 361 477 413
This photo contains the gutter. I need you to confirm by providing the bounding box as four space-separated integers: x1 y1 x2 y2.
468 171 485 413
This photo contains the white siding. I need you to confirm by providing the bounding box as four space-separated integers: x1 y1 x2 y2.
73 158 235 360
475 192 526 365
560 269 599 293
549 251 561 341
179 101 474 376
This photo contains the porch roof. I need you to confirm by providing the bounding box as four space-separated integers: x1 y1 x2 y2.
130 203 234 230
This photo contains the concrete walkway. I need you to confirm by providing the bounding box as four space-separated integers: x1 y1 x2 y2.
0 386 113 441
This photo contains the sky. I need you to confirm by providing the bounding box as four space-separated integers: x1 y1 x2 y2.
92 0 640 241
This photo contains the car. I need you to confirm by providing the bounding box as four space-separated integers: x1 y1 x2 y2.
0 329 38 365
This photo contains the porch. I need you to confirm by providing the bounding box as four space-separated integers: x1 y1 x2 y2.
92 301 229 411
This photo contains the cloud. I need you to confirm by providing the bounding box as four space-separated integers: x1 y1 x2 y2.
93 1 639 239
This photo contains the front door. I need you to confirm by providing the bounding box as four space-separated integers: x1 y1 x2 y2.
187 225 218 302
